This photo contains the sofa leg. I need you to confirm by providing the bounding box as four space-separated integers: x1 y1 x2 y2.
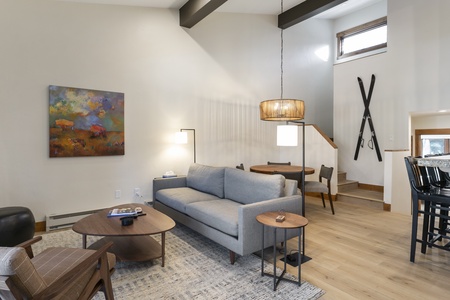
229 251 236 264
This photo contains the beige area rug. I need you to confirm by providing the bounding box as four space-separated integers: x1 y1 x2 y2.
33 225 325 299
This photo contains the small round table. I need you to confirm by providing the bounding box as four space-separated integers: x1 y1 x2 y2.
256 211 308 291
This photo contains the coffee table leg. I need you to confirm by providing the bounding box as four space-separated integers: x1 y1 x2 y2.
161 232 165 267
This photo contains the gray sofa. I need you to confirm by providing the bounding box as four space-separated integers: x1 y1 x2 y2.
153 163 302 264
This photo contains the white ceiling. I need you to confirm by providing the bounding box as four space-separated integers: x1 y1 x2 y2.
57 0 382 19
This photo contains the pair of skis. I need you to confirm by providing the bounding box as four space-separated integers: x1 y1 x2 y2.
354 74 382 162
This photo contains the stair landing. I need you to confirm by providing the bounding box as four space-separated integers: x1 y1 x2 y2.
337 171 384 209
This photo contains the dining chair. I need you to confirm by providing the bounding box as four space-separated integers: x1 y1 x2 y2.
267 161 291 165
303 165 335 215
0 235 116 299
404 156 450 262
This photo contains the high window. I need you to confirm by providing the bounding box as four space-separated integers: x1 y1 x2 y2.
336 16 387 61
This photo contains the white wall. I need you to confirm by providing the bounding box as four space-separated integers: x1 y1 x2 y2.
334 0 450 186
383 150 410 214
412 114 450 132
0 0 334 221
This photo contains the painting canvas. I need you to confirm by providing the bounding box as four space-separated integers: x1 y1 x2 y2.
49 85 124 157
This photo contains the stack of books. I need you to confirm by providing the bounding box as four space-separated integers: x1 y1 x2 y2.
107 208 137 217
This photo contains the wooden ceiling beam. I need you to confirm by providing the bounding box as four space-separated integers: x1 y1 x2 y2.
180 0 228 28
278 0 348 29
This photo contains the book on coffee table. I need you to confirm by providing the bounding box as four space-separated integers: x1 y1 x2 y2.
107 208 137 217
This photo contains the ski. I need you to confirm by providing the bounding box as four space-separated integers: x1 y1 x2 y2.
354 74 382 162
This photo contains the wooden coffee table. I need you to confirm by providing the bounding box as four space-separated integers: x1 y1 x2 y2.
72 203 175 266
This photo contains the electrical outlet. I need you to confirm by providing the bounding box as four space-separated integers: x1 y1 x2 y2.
115 190 121 199
134 188 140 196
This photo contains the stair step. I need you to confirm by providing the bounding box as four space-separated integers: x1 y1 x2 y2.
337 188 384 209
338 179 359 192
337 170 384 210
338 171 347 182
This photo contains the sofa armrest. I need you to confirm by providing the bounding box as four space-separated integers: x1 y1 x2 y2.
238 195 302 253
284 179 298 196
152 176 187 200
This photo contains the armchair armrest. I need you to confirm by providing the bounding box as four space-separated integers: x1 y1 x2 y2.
153 176 187 200
16 236 43 258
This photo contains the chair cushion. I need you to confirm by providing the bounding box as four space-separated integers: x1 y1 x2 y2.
186 164 225 198
0 247 47 298
50 251 116 300
304 181 328 193
32 247 100 299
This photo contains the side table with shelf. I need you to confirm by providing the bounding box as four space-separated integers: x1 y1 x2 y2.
256 211 308 291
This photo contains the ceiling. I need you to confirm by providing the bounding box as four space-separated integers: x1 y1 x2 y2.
58 0 382 19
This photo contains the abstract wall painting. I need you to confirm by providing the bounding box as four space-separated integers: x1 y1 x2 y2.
49 85 124 157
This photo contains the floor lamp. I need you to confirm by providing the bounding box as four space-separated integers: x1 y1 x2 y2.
175 128 196 163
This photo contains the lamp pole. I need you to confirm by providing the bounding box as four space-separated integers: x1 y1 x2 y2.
285 121 305 217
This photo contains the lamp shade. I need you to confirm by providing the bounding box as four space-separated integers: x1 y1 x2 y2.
277 125 298 146
260 99 305 121
175 131 188 144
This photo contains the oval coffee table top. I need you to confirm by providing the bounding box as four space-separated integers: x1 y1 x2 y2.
72 203 175 237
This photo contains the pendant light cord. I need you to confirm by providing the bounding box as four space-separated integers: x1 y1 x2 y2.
280 0 284 100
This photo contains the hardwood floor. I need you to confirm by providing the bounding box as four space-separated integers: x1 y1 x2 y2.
269 197 450 299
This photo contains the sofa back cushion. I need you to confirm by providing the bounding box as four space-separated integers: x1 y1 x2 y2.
224 168 285 204
186 164 225 198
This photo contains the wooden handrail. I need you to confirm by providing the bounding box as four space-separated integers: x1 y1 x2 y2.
310 124 337 149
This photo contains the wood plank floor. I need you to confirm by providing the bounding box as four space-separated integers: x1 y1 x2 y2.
266 197 450 299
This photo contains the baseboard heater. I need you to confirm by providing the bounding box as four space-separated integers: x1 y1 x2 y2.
46 208 105 232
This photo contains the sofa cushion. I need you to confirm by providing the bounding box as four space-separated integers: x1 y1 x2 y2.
156 187 220 213
185 199 240 237
224 168 285 204
186 164 225 198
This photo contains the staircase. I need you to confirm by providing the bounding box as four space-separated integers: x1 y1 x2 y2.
337 171 384 209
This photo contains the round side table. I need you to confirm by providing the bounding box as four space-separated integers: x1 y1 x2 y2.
256 211 308 291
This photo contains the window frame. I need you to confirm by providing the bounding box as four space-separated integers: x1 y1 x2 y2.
415 128 450 157
336 16 387 61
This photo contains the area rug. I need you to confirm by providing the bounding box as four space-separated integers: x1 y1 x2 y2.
33 225 325 299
